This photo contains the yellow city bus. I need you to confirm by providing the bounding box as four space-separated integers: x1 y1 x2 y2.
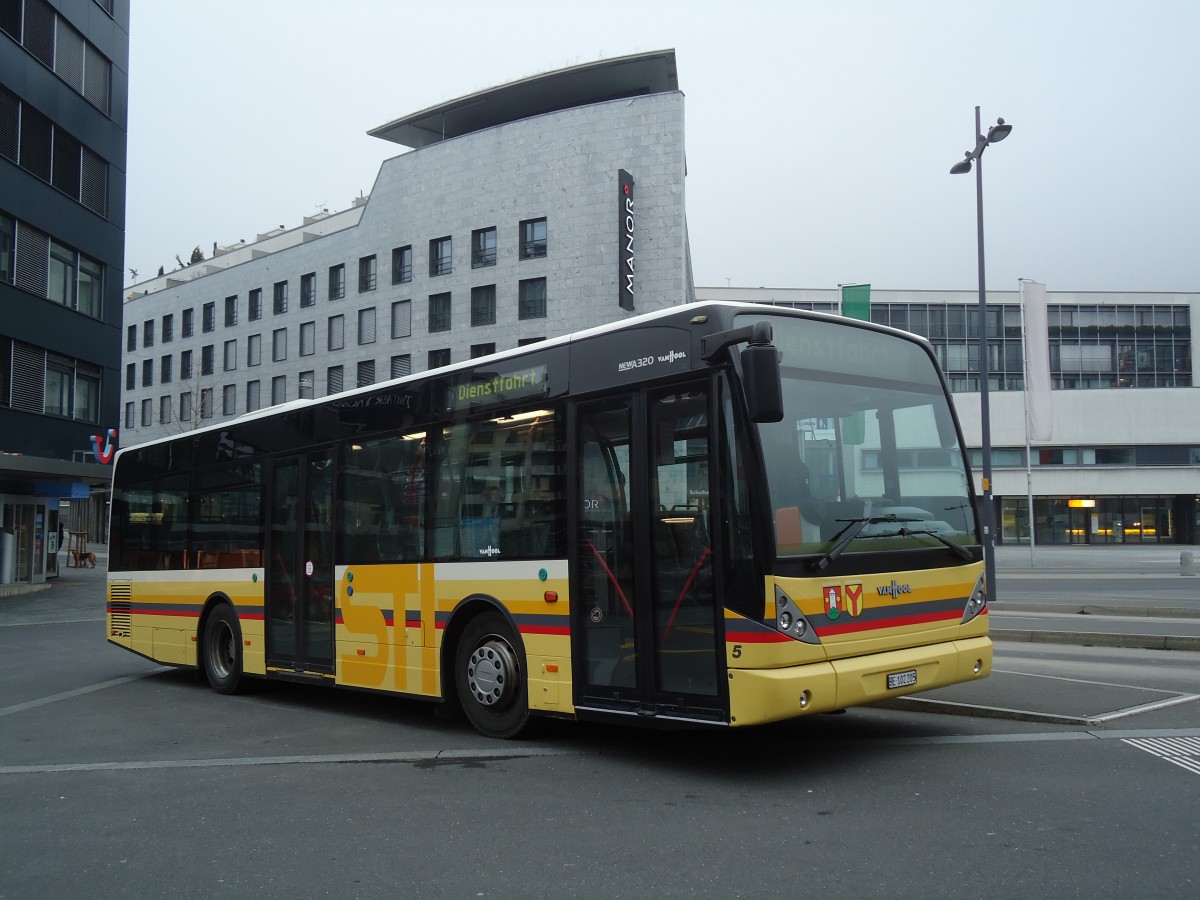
107 301 990 737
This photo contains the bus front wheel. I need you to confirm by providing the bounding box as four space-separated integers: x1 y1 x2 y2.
202 604 245 694
455 612 530 739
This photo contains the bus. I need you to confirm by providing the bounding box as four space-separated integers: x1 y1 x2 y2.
107 301 990 738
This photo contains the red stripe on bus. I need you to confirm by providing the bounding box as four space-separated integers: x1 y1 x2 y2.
818 609 964 636
518 625 571 636
725 630 792 644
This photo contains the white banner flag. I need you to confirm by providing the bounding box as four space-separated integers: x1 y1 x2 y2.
1021 279 1052 442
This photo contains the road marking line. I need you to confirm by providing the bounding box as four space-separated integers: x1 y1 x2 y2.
0 747 577 775
1123 736 1200 776
992 667 1180 694
0 668 169 718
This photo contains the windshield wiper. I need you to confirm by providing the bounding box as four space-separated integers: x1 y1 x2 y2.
867 527 975 562
808 514 922 573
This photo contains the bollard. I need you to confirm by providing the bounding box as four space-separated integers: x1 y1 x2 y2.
1182 550 1196 577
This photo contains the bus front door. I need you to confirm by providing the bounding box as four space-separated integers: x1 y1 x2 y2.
572 385 723 721
266 450 335 675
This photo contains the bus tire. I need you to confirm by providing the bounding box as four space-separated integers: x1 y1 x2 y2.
202 604 245 695
455 611 531 739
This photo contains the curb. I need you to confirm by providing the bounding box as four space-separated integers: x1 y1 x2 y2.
991 628 1200 653
997 602 1200 620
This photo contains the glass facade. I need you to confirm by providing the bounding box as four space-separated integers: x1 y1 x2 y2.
868 302 1191 392
1002 496 1190 545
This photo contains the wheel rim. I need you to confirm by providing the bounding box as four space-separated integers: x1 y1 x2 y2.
466 637 518 708
208 620 234 680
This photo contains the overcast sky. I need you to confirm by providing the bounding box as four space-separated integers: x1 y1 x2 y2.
124 0 1200 295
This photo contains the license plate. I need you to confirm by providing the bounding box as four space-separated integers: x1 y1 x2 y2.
887 669 918 689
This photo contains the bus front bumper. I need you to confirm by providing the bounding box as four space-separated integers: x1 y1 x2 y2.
727 636 992 727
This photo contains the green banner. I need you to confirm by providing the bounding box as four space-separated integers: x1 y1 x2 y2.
840 283 871 321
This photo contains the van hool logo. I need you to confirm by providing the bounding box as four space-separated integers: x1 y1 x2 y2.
877 580 912 599
658 350 687 364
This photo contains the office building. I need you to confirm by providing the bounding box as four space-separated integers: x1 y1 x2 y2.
1 0 129 583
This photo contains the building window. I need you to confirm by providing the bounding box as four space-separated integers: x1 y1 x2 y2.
222 384 236 416
328 315 345 351
76 254 102 318
0 214 13 286
358 308 376 345
160 355 172 384
224 295 238 327
182 308 194 337
428 348 451 370
326 365 343 395
142 319 154 348
200 387 213 419
519 217 547 259
391 354 411 378
519 277 547 319
48 240 76 308
430 236 452 276
329 264 345 300
249 289 262 321
124 401 134 429
126 324 136 352
357 360 375 388
44 359 71 417
179 392 193 422
391 299 412 339
273 281 288 314
472 227 497 268
180 349 193 380
162 313 174 343
429 293 451 333
125 362 135 390
392 245 412 284
471 285 496 326
141 398 152 427
271 376 286 405
224 339 237 371
141 359 152 387
160 395 173 424
358 255 376 292
247 333 261 367
471 343 496 359
518 337 546 346
300 321 315 356
202 302 215 333
201 345 214 376
246 380 260 413
272 328 287 362
298 371 315 399
300 272 316 307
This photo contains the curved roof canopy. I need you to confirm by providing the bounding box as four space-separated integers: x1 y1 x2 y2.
368 49 679 149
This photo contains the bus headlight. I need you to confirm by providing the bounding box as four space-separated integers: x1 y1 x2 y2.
775 586 821 645
961 571 988 623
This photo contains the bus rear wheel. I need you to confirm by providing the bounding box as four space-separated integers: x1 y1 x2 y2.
455 612 531 739
202 604 245 694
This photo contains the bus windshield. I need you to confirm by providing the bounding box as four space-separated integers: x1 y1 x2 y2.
741 314 978 559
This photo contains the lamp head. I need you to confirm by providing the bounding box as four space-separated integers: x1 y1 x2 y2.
949 155 973 175
987 118 1012 144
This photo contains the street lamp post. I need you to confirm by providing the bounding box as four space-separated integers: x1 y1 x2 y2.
950 106 1011 603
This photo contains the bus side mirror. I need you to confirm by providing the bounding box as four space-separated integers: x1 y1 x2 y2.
742 343 784 423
